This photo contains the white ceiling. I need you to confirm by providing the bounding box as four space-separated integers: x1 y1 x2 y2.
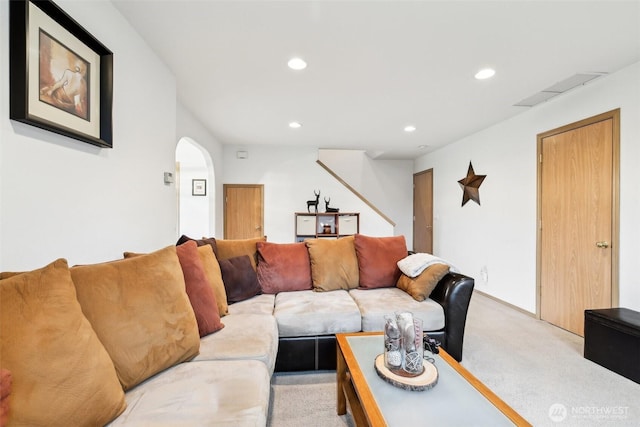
113 0 640 159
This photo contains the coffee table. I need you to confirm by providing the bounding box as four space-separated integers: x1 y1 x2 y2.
336 332 531 426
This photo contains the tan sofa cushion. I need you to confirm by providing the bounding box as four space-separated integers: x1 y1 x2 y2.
306 236 359 291
215 236 267 270
70 246 200 390
397 263 450 301
274 290 361 337
108 360 270 426
349 287 445 331
0 259 126 426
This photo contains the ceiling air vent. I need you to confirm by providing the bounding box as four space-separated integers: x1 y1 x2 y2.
514 73 606 107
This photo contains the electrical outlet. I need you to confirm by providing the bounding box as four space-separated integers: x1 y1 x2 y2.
480 265 488 286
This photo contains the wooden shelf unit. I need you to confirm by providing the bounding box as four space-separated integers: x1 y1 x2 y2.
295 212 359 242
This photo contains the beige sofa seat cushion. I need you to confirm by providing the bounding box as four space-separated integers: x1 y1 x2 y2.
195 313 279 375
274 290 361 337
70 246 200 390
108 360 270 427
349 287 445 331
0 259 126 426
227 293 275 315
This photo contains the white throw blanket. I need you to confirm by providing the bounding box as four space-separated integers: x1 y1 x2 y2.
397 253 459 278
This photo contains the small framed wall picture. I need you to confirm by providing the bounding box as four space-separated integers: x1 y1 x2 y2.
192 179 207 196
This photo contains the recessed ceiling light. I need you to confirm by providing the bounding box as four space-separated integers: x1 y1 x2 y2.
404 125 416 132
289 122 302 129
287 57 307 70
475 68 496 80
418 145 428 149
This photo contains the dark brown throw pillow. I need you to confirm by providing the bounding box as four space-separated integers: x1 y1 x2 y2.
218 255 261 303
176 235 218 257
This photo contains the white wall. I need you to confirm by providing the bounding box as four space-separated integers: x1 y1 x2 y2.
176 103 225 237
176 138 210 238
415 61 640 313
222 145 394 243
318 149 414 247
0 1 194 269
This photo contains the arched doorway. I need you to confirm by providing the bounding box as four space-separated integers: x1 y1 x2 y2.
176 137 215 238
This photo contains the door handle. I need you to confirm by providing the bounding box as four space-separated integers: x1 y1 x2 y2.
255 226 262 231
596 241 609 248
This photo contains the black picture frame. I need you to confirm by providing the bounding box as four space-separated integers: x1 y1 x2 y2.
9 0 113 148
192 179 207 196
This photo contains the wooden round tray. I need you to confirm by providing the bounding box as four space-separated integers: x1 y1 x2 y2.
374 354 438 391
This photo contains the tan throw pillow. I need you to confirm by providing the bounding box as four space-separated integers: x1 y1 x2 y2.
306 236 359 291
214 236 266 271
0 259 126 426
197 244 229 316
396 263 450 301
71 246 200 390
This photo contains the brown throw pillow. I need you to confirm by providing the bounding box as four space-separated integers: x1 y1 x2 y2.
396 263 450 301
71 246 200 390
196 244 229 316
306 236 359 291
176 241 225 336
257 242 312 293
354 234 408 289
218 255 262 303
0 259 126 425
215 236 266 271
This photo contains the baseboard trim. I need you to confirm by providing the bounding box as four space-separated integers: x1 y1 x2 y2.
473 289 537 318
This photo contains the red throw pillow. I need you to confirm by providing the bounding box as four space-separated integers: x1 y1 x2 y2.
257 242 312 293
0 369 12 427
218 255 262 303
354 234 407 289
176 241 224 336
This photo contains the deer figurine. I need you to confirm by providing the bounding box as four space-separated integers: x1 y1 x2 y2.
324 197 339 213
307 190 320 213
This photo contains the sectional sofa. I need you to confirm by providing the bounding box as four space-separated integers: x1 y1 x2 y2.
0 234 474 426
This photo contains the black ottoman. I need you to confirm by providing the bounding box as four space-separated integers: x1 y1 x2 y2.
584 308 640 384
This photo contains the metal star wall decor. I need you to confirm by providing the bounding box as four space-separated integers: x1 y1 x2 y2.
458 161 486 206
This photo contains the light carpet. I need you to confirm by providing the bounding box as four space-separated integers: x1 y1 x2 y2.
268 292 640 426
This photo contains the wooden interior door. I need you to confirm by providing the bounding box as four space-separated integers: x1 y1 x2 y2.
223 184 264 239
538 110 619 336
413 169 433 253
